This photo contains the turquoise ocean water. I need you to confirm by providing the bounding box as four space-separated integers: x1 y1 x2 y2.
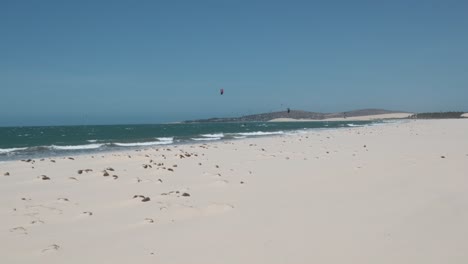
0 121 378 161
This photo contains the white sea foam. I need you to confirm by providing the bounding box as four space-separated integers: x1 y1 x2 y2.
237 131 284 136
233 136 247 139
156 137 174 142
87 139 98 143
51 144 104 150
191 137 222 141
346 124 361 127
114 141 172 147
0 147 28 153
201 133 224 138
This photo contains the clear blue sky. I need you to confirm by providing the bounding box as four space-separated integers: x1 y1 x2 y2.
1 0 467 126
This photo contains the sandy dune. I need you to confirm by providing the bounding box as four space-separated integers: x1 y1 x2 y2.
270 112 412 122
1 119 468 263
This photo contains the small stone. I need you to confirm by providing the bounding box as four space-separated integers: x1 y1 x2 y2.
4 172 10 176
41 175 50 180
77 170 83 174
181 192 190 197
441 156 446 159
103 171 109 176
141 197 150 202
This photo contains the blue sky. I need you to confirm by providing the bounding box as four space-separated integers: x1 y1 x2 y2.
1 0 467 126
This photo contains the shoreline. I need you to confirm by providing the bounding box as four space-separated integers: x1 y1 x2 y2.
0 120 385 162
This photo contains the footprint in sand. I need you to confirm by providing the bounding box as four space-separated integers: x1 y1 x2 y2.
31 219 45 225
10 226 28 235
144 218 155 224
41 244 60 253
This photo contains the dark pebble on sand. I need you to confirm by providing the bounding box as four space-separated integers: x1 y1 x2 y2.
141 197 150 202
182 193 190 197
4 172 10 176
77 170 83 174
41 175 50 180
441 156 446 159
103 171 109 176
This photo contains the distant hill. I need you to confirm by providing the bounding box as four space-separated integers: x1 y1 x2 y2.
183 109 406 123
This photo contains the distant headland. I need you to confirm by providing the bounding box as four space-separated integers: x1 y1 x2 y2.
183 109 412 123
183 109 468 123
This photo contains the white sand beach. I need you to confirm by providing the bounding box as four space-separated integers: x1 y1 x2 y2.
1 119 468 264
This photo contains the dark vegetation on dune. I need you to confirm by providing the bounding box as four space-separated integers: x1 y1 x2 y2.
409 112 466 119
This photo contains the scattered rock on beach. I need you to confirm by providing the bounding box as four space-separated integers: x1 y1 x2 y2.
40 175 50 180
4 172 10 176
77 170 83 174
441 156 446 159
181 192 190 197
133 195 150 202
103 171 109 176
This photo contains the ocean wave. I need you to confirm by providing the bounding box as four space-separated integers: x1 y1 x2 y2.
237 131 284 136
191 137 221 141
0 147 28 153
201 133 224 138
233 136 247 139
113 141 172 147
51 144 104 150
156 137 174 141
346 124 361 127
87 139 98 143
